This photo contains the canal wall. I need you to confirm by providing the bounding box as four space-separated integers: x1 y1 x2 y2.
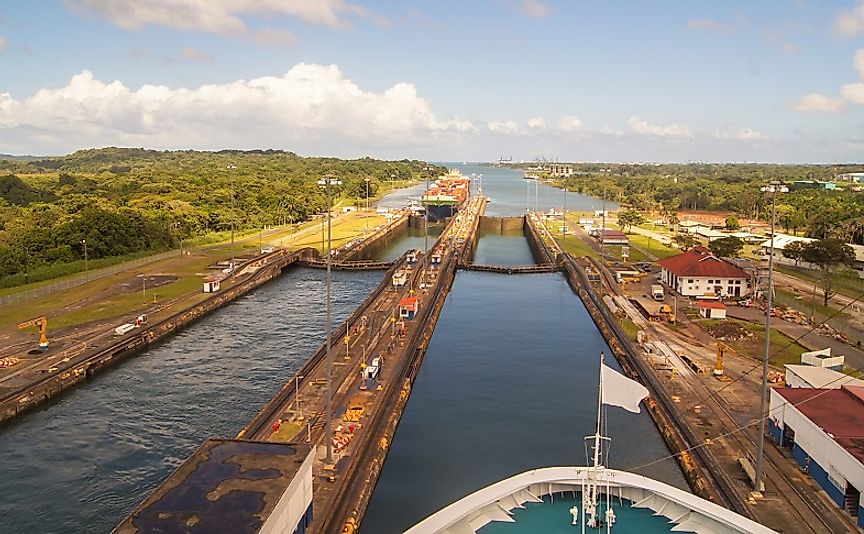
0 249 306 425
523 214 735 510
522 214 555 265
478 215 523 233
339 213 409 261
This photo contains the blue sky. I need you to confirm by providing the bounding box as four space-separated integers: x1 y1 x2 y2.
0 0 863 162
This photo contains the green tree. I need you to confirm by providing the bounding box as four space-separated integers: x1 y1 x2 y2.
708 236 744 258
672 233 700 250
782 240 805 267
724 215 740 231
800 239 856 306
617 209 645 233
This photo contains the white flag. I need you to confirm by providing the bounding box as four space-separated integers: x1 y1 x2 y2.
601 362 649 413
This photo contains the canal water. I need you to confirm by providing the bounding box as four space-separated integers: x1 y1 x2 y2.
0 269 381 533
360 234 684 533
0 164 675 534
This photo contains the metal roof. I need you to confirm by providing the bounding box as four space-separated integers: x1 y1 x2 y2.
115 439 311 534
776 386 864 463
785 364 864 389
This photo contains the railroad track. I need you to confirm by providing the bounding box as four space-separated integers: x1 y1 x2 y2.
569 254 852 532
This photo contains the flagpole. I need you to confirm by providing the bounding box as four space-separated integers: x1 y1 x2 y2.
594 352 604 469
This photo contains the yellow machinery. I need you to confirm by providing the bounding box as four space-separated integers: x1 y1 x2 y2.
714 342 733 381
18 316 49 351
658 304 676 323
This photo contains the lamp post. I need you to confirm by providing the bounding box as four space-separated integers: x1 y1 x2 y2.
754 180 788 494
139 273 146 303
317 175 342 465
81 239 89 277
226 164 237 278
364 177 371 234
562 182 568 243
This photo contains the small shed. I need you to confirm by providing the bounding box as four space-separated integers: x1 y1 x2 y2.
399 296 419 320
801 348 845 371
698 300 727 319
203 280 220 293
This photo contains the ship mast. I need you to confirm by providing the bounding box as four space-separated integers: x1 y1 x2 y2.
582 352 616 533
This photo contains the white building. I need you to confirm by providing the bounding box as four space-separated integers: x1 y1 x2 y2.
784 364 864 389
546 163 573 177
769 386 864 527
760 233 864 279
657 247 751 299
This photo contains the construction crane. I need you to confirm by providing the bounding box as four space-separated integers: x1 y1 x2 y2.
714 342 733 382
18 316 49 351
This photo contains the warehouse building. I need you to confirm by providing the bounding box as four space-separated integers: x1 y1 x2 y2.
768 386 864 527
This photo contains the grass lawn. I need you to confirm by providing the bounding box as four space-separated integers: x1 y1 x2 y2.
0 249 224 328
619 318 640 341
698 318 808 367
289 214 387 252
774 288 849 321
543 220 597 257
776 264 864 300
627 233 678 259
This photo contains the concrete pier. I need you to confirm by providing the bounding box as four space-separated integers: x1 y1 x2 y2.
235 196 488 533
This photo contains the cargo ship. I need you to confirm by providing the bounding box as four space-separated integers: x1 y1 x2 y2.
421 169 471 222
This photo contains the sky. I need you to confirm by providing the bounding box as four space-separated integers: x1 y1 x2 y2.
0 0 863 163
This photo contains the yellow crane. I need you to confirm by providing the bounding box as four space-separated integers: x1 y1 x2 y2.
18 316 49 351
714 342 733 382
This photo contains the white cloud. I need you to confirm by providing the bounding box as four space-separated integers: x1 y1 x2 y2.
526 116 546 130
0 65 476 154
687 18 733 33
627 117 692 138
714 127 767 141
557 116 583 133
842 83 864 104
855 48 864 79
835 0 864 36
487 120 520 134
0 36 6 53
518 0 549 18
793 93 846 112
63 0 367 33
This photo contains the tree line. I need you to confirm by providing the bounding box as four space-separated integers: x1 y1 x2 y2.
553 163 864 245
0 148 443 283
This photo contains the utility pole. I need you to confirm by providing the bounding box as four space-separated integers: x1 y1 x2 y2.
754 180 788 494
226 164 237 278
423 168 432 288
318 175 342 466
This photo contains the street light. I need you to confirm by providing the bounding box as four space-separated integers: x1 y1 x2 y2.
754 180 788 494
364 177 371 234
81 239 89 277
423 167 434 287
317 175 342 466
138 273 146 303
226 164 237 278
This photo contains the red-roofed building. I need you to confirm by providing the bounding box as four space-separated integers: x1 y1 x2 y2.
769 385 864 525
697 300 727 319
656 247 750 299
